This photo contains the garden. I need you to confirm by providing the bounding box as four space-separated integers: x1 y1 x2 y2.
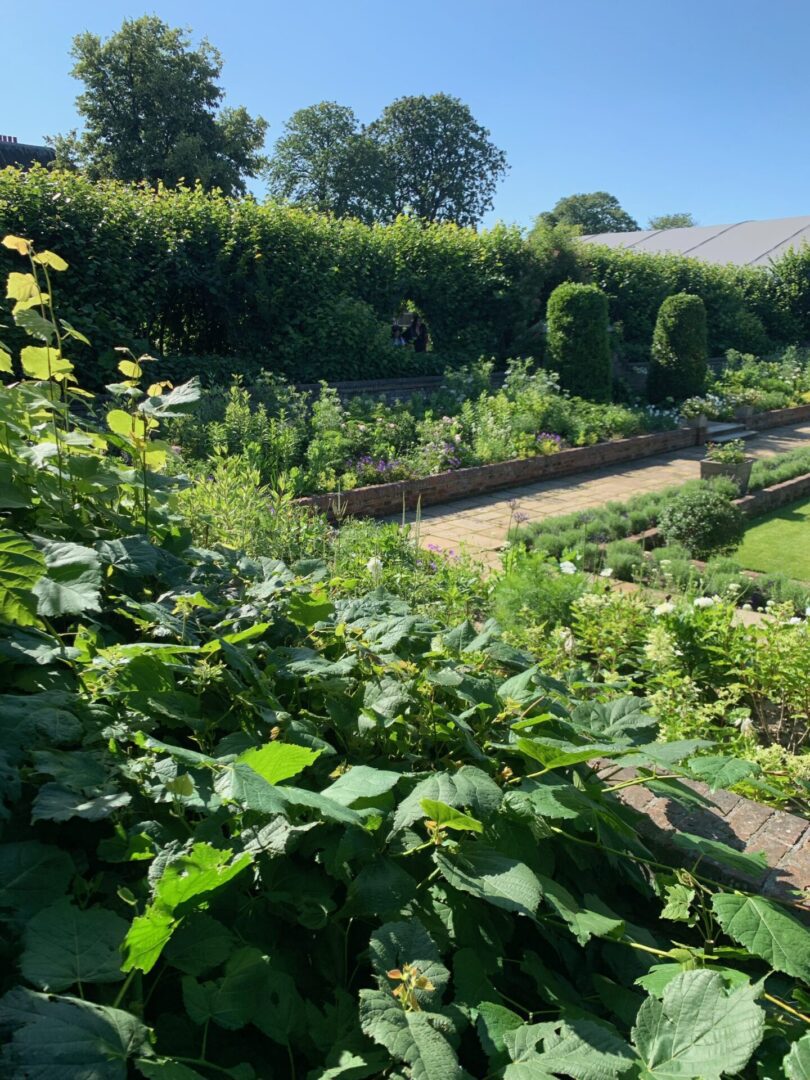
2 233 810 1080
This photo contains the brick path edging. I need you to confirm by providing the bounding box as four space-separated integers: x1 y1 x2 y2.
594 760 809 911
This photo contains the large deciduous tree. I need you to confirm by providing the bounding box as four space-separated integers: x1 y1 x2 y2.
539 191 639 234
49 16 268 195
367 93 508 226
648 212 697 229
266 102 385 221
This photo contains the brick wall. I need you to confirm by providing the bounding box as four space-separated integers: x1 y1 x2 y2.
748 402 810 430
298 427 700 519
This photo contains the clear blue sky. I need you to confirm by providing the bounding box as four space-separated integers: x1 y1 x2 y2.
3 0 809 230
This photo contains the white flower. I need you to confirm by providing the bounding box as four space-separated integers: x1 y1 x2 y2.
653 602 676 616
742 603 752 611
366 556 383 577
726 583 741 592
789 616 802 625
559 561 577 575
694 596 715 608
805 606 810 617
600 567 614 578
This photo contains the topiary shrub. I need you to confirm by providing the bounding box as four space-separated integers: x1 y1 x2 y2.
657 484 744 558
545 282 611 401
648 292 708 402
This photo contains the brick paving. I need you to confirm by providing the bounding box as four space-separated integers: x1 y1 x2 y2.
596 761 810 910
406 421 810 567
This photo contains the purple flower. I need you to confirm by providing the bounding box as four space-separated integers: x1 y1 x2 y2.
514 511 529 523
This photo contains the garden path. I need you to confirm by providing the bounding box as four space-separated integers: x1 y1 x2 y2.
405 420 810 566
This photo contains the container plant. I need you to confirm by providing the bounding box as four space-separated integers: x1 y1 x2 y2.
700 438 754 493
679 396 709 434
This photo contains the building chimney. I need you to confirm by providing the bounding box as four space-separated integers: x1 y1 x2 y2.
0 135 19 143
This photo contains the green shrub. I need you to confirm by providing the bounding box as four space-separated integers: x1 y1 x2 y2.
493 553 587 631
604 539 645 581
545 282 612 401
648 292 708 402
657 485 744 557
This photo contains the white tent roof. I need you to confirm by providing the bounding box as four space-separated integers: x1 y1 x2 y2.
580 215 810 266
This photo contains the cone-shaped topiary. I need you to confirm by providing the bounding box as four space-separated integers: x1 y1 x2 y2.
545 282 612 401
648 292 707 402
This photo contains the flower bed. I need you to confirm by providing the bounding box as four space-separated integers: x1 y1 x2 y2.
298 425 700 518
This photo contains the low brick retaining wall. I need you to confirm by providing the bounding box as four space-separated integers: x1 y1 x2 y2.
595 760 809 911
748 402 810 430
299 427 700 518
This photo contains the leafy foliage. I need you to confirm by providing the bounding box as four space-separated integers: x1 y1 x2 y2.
657 484 744 558
539 191 639 233
648 292 708 402
545 282 612 400
0 240 808 1079
49 16 268 195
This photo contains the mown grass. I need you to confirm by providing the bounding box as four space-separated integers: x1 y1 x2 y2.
736 496 810 581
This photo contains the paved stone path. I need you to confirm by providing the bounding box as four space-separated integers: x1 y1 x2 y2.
407 421 810 566
597 760 810 910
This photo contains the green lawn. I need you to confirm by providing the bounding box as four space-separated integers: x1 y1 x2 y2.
736 497 810 581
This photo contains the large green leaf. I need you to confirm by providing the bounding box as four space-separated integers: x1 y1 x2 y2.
21 899 128 991
368 920 449 1009
0 841 74 918
182 947 269 1030
0 528 45 625
686 755 760 791
391 767 502 833
122 844 252 973
358 989 461 1080
235 741 320 785
322 765 402 806
435 845 542 917
672 833 768 878
785 1033 810 1080
521 1018 635 1080
711 893 810 983
0 987 150 1079
33 540 102 617
632 969 764 1078
536 876 625 945
517 736 623 771
31 784 131 823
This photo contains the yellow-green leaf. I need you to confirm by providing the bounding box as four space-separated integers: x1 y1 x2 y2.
2 235 31 255
106 409 146 439
6 272 40 303
32 250 68 271
118 360 143 379
20 346 73 381
236 742 321 785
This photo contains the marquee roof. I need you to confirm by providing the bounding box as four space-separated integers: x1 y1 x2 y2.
580 215 810 266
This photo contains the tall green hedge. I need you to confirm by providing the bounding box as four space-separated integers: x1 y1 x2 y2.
0 167 806 392
545 282 611 401
0 167 542 386
648 292 708 402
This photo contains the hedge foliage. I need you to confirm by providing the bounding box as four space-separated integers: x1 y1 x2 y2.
545 282 611 401
1 166 808 389
648 292 708 401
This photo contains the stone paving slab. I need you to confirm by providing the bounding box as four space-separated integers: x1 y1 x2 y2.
402 421 810 564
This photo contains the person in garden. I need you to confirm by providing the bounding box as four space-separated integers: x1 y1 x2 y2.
413 317 429 352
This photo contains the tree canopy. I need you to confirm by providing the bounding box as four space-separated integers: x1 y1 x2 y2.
539 191 639 234
49 16 268 196
367 94 508 226
649 212 697 229
266 102 384 222
267 94 508 227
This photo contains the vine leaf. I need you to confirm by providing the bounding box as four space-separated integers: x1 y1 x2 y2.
632 969 764 1078
0 987 150 1079
711 893 810 983
358 989 461 1080
235 741 320 785
0 840 74 919
33 540 102 617
21 899 128 992
784 1033 810 1080
0 529 46 625
686 755 760 791
435 845 542 917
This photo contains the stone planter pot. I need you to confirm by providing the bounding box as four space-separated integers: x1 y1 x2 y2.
700 457 754 494
682 413 708 430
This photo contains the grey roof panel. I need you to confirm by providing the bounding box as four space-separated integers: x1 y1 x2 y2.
581 214 810 266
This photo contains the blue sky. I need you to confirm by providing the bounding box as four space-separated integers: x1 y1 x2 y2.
3 0 809 230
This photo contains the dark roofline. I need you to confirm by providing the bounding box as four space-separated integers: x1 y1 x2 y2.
0 142 56 169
